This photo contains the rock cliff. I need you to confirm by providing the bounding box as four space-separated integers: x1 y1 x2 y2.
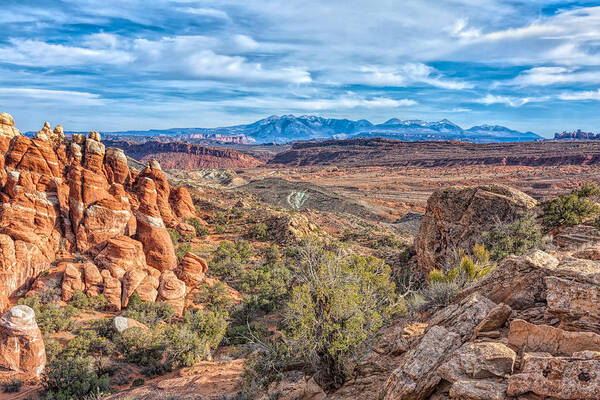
0 113 202 314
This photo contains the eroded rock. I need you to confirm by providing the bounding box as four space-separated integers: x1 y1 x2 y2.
415 184 537 272
0 305 46 376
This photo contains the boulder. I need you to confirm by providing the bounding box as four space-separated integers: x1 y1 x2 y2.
457 250 559 309
261 372 326 400
415 185 537 272
471 303 512 339
508 319 600 356
158 270 186 316
449 379 508 400
61 262 85 301
545 275 600 333
175 252 208 287
507 352 600 399
383 294 497 400
176 221 196 237
134 274 159 303
0 305 46 376
121 268 148 308
94 236 148 279
383 325 462 400
83 261 103 297
113 316 148 334
553 225 600 250
437 342 516 382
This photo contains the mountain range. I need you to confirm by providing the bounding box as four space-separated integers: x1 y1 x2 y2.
33 115 543 144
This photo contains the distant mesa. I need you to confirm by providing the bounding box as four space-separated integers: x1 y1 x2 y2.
554 129 600 140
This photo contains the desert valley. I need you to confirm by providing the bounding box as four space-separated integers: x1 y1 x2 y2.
0 111 600 400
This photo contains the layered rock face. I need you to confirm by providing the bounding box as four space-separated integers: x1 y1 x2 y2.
0 114 201 316
415 184 537 272
379 247 600 400
0 305 46 376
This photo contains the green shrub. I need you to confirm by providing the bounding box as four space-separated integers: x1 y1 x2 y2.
247 223 269 241
121 294 174 326
482 212 545 261
239 260 292 313
70 290 108 311
209 241 254 282
167 228 181 245
18 296 79 334
423 244 494 309
282 243 397 388
184 309 229 352
44 338 64 364
42 357 111 400
226 322 269 345
115 327 165 367
131 377 145 388
428 244 495 285
2 379 23 393
62 329 116 359
194 281 234 312
214 224 227 234
187 218 209 237
163 325 208 368
543 186 600 229
86 318 115 340
418 281 461 309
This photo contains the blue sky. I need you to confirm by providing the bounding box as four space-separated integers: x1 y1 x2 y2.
1 0 600 137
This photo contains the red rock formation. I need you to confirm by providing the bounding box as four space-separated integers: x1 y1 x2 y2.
134 175 177 271
0 113 192 300
175 252 208 287
170 186 197 219
0 305 46 376
157 270 186 316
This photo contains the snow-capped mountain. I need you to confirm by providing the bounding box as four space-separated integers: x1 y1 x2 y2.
72 115 543 144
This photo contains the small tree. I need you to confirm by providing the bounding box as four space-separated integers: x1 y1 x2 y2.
282 242 397 388
482 212 545 261
543 185 600 229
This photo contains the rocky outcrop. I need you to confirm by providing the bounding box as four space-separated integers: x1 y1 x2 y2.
134 174 177 272
378 246 600 400
382 294 496 399
507 351 600 399
0 113 199 302
175 252 208 287
157 270 186 316
170 186 197 219
415 185 537 272
0 305 46 376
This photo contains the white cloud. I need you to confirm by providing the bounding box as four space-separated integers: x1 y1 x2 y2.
510 66 600 86
175 7 230 21
558 89 600 101
0 38 133 67
0 88 104 105
214 92 416 111
359 64 472 90
0 34 311 84
474 94 537 107
233 34 259 51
